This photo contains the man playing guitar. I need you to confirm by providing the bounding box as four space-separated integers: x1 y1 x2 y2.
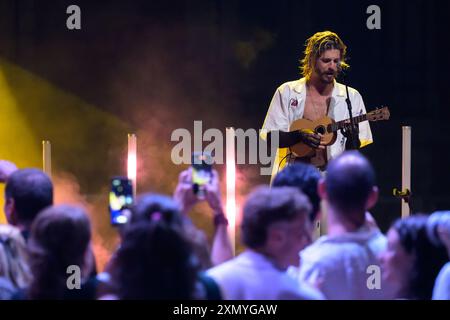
261 31 373 178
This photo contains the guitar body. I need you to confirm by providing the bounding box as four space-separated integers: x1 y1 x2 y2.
287 106 390 159
289 117 337 157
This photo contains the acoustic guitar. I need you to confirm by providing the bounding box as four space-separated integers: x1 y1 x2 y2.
289 106 390 157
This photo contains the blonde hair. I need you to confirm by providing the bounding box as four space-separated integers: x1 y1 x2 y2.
0 224 32 288
300 31 349 80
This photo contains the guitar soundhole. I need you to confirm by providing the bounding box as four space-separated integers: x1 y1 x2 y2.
315 126 326 135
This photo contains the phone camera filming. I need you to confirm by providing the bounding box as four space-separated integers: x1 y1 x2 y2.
191 152 213 200
109 177 133 225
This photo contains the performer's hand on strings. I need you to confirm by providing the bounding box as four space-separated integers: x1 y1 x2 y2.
341 120 361 149
341 119 360 138
298 129 325 149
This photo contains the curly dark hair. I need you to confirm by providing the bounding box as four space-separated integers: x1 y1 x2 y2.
393 215 448 300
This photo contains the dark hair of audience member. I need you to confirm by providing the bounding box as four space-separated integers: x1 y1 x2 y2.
272 163 321 221
5 169 53 225
325 151 375 212
27 205 91 299
241 186 311 249
114 194 198 300
427 210 450 256
393 215 448 300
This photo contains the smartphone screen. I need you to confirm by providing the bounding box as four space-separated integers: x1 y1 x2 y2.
109 177 133 225
191 152 212 198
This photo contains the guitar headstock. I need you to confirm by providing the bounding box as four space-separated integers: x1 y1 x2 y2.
367 106 390 121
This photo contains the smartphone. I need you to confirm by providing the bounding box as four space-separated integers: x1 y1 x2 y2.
109 177 133 225
191 152 213 199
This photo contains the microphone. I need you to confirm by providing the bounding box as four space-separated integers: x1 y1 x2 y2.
337 62 349 81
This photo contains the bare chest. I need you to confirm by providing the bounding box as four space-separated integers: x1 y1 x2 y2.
303 96 330 121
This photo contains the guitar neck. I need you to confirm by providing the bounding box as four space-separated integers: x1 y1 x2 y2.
330 114 368 132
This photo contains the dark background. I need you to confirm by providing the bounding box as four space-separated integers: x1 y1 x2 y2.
1 0 449 236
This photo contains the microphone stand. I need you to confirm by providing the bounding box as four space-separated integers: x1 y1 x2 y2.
344 82 359 150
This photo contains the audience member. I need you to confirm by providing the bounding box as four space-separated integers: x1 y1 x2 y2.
14 205 96 299
207 186 323 300
103 194 221 300
174 168 233 269
0 224 32 298
380 215 448 299
298 151 386 299
4 168 53 241
427 211 450 300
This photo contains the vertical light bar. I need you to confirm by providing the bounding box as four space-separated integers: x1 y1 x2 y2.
42 140 52 177
402 126 411 218
128 133 137 198
226 127 236 255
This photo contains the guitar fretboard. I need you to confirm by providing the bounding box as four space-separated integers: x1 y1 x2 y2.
329 114 368 133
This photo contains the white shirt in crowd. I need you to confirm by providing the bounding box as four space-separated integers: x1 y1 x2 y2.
298 225 387 300
206 250 324 300
432 262 450 300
